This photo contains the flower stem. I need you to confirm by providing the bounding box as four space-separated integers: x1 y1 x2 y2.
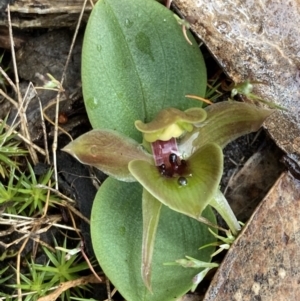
209 190 241 235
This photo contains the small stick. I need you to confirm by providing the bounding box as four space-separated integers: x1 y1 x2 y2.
0 66 17 94
7 5 38 164
43 99 73 141
182 24 193 45
166 0 172 9
38 97 50 163
0 118 46 156
89 0 95 8
185 94 213 105
0 88 18 108
52 0 89 189
80 240 103 283
106 277 112 301
37 275 102 301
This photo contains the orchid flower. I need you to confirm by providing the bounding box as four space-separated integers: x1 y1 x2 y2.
62 101 273 290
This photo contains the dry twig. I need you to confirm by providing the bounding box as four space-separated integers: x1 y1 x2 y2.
37 274 103 301
52 0 89 189
7 5 38 165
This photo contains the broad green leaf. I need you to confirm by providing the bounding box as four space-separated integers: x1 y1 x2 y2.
91 178 216 301
128 143 223 220
141 189 162 291
62 129 153 182
178 101 273 157
82 0 207 140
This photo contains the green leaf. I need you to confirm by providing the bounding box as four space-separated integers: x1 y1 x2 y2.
82 0 207 140
128 143 223 220
91 178 216 301
178 101 274 157
62 129 153 182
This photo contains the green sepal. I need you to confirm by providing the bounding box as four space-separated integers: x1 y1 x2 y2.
179 101 273 158
62 129 153 182
141 189 162 291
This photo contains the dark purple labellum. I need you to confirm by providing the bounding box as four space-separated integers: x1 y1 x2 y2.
151 138 179 166
151 139 188 178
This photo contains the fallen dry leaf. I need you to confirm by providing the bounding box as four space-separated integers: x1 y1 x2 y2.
225 144 283 221
174 0 300 162
203 172 300 301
